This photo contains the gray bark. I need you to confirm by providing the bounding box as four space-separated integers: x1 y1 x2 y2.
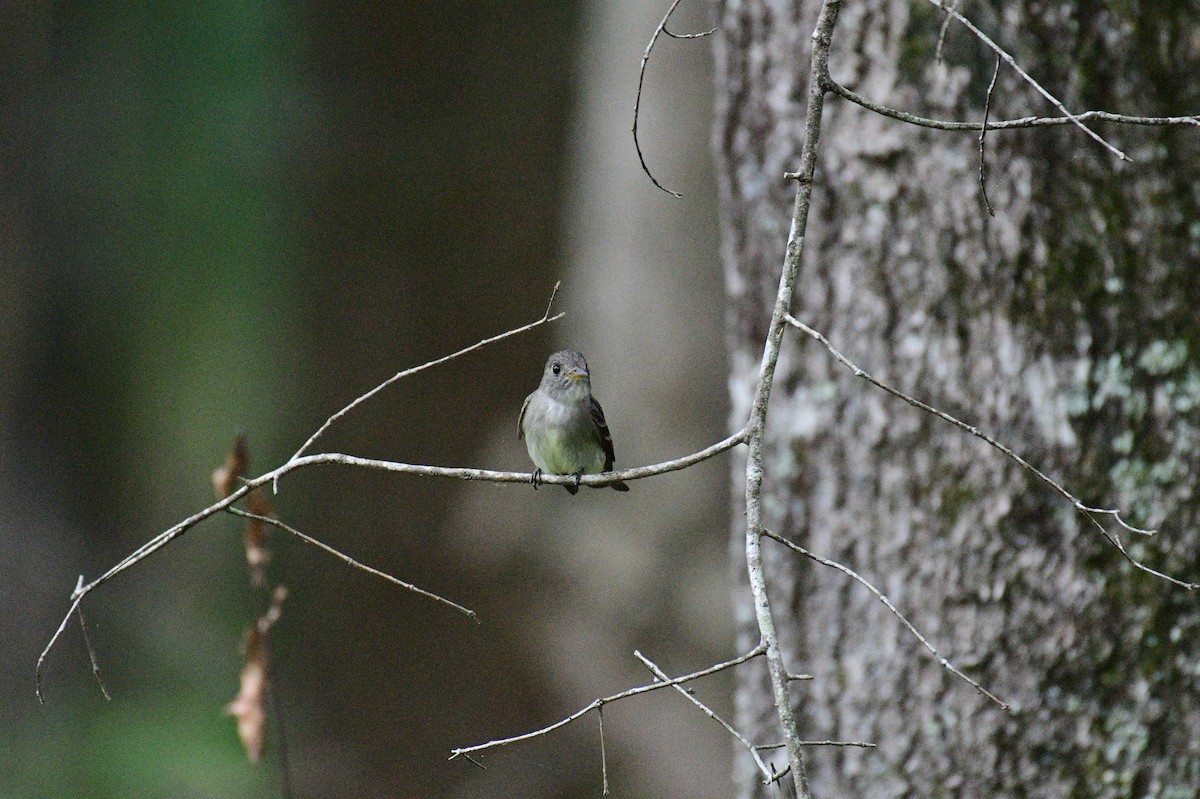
715 1 1200 797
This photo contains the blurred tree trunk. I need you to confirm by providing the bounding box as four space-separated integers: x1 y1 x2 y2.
714 1 1200 797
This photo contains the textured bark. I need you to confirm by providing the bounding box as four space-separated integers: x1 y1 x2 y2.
715 1 1200 797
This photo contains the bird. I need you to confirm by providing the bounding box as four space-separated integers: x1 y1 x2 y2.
518 350 630 494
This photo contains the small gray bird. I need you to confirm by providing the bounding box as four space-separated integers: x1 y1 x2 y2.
518 350 630 494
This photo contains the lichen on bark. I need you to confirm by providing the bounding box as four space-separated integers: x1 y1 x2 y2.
714 1 1200 796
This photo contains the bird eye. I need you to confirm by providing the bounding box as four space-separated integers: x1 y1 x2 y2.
551 363 561 375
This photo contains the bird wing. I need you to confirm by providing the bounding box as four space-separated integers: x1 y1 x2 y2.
518 393 531 440
590 396 617 472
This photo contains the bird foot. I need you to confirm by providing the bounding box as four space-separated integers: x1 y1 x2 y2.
531 468 543 490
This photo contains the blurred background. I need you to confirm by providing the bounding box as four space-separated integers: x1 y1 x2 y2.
1 2 734 797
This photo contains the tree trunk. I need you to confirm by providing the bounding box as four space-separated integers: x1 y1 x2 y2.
715 1 1200 797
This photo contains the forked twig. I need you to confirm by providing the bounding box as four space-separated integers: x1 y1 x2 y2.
633 0 692 197
37 484 254 702
925 0 1129 160
635 650 779 785
449 644 767 761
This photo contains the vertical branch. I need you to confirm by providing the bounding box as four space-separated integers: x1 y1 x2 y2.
743 2 841 798
978 55 1001 217
598 706 610 797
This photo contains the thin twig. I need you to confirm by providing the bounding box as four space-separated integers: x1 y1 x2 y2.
662 24 716 39
783 313 1199 591
633 0 690 197
635 650 777 785
758 740 877 749
742 2 843 797
934 0 961 64
287 282 564 471
598 706 609 797
828 80 1200 132
925 0 1128 160
36 483 253 702
763 530 1010 710
226 508 477 621
36 592 83 703
978 55 1001 217
76 589 111 701
278 430 747 490
449 644 767 760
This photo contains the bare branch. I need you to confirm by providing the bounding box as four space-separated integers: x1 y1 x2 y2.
633 0 691 197
742 2 844 796
288 282 564 468
759 740 877 749
598 707 609 797
226 508 477 621
763 530 1010 710
662 24 716 40
37 482 254 702
38 424 747 697
924 0 1129 160
828 80 1200 132
449 644 766 761
35 284 748 695
279 430 747 490
783 313 1199 591
978 55 1001 217
634 650 779 785
933 0 960 65
76 589 111 701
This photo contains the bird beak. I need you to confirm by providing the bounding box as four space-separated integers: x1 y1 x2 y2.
566 371 588 380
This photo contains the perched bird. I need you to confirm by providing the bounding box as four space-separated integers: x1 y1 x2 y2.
518 350 630 494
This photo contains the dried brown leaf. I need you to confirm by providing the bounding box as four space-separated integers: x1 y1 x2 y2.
243 489 274 585
226 586 287 762
212 434 249 499
227 625 269 762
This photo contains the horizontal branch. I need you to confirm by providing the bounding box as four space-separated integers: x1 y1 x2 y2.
758 739 876 749
276 429 747 490
829 80 1200 132
37 428 748 700
449 644 767 760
